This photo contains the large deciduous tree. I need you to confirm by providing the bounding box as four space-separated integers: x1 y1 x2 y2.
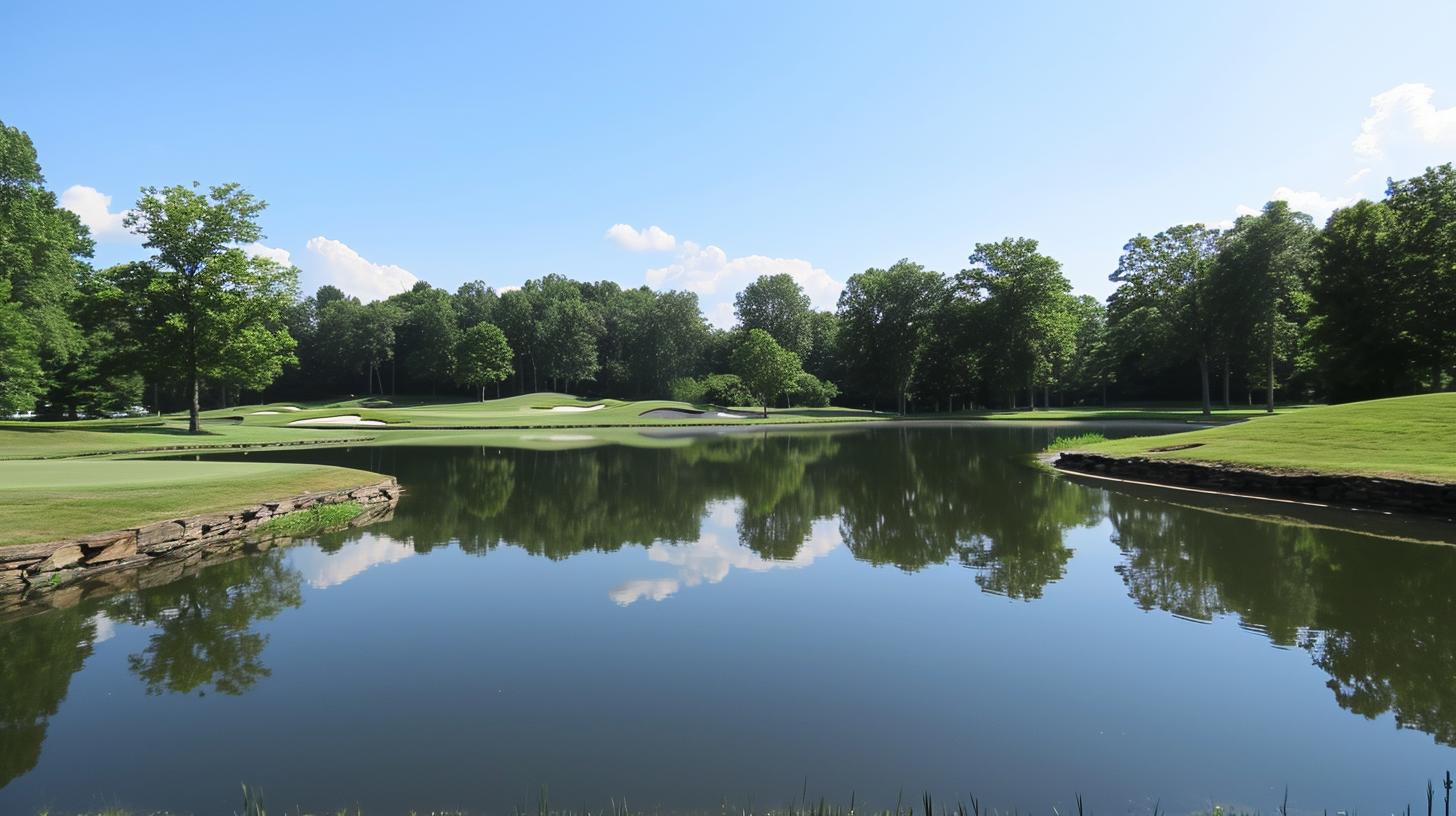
1107 224 1221 415
1385 163 1456 391
1211 201 1316 412
119 183 298 432
836 259 945 414
959 238 1072 409
730 328 803 417
734 273 814 358
0 119 93 413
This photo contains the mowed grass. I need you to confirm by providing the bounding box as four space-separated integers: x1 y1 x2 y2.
212 392 884 430
0 460 383 546
0 418 377 460
936 404 1304 422
1075 393 1456 482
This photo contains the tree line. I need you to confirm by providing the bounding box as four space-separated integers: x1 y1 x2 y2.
3 117 1453 427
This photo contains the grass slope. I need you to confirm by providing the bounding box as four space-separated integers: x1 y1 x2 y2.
1075 393 1456 482
0 460 382 547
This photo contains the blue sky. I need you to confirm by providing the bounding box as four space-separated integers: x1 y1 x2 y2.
4 1 1455 326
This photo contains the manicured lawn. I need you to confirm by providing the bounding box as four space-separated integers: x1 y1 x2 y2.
0 460 383 546
936 405 1304 422
0 419 376 460
1072 393 1456 482
210 392 884 430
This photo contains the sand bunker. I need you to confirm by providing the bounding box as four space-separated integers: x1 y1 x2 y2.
522 434 597 442
640 408 754 420
541 404 606 413
287 415 387 426
251 410 280 415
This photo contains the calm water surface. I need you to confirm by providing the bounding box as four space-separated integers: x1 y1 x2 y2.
3 424 1455 815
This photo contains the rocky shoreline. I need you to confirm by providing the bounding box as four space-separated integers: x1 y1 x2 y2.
0 478 400 605
1053 452 1456 520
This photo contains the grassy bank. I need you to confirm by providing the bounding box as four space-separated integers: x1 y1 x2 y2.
0 460 382 547
1069 393 1456 482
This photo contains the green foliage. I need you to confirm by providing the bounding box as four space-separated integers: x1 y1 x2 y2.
113 182 298 430
837 259 946 413
255 501 365 537
455 322 514 399
730 329 803 416
670 373 754 406
734 272 814 357
1044 432 1107 452
960 238 1074 407
788 371 838 407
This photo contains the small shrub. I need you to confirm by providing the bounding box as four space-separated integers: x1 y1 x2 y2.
256 502 364 537
1044 432 1107 452
359 398 393 408
788 372 839 407
669 376 707 404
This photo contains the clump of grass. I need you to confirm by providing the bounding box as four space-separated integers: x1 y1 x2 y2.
1045 432 1107 452
255 501 364 537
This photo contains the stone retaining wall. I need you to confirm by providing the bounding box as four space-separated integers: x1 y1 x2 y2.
1054 452 1456 520
0 478 400 599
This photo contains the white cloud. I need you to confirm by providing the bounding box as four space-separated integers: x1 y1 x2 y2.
605 223 676 252
609 505 842 605
1345 167 1372 185
1353 83 1456 159
644 240 843 326
1224 188 1354 227
288 532 415 589
241 241 293 267
304 236 418 302
59 185 137 242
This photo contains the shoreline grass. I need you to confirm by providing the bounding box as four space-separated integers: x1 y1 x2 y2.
1070 393 1456 483
0 461 382 547
254 501 365 537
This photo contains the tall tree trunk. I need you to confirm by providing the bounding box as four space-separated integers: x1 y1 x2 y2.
1028 376 1036 411
1222 359 1231 409
1434 357 1444 392
1043 385 1049 410
1266 347 1275 414
189 373 200 433
1101 381 1108 407
1198 352 1211 417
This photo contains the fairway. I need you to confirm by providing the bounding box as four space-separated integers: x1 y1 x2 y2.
1075 393 1456 482
0 460 382 547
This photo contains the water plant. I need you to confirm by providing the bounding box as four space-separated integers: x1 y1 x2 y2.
255 501 364 537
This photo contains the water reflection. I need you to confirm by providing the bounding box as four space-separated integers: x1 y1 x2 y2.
5 425 1456 806
1107 493 1456 745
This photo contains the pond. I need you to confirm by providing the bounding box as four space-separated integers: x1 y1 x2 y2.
2 423 1455 815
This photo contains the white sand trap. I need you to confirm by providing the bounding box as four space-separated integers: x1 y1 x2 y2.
639 408 755 420
522 434 596 442
251 410 280 415
287 415 387 426
542 404 606 413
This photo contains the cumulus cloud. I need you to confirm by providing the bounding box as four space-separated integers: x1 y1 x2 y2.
1220 187 1354 228
304 236 418 302
59 185 137 242
606 223 676 252
241 241 294 267
609 505 842 605
1353 83 1456 159
1345 167 1372 185
643 240 842 327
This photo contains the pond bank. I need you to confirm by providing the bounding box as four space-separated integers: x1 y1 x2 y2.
0 478 400 602
1054 451 1456 520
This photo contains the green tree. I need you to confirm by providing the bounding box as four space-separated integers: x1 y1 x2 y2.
119 183 298 431
455 321 514 400
1309 200 1415 400
453 280 499 331
392 282 459 393
1385 163 1456 391
836 260 945 414
1211 201 1316 412
734 273 814 358
730 328 803 416
0 119 93 412
959 238 1072 409
1107 224 1221 414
